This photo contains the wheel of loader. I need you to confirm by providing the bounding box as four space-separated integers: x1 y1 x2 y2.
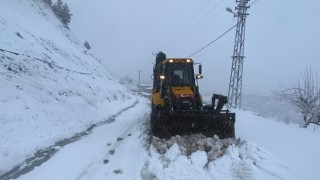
150 107 159 137
150 108 172 139
151 122 172 139
151 126 161 138
150 107 163 138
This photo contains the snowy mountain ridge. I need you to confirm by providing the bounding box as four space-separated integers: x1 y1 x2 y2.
0 0 136 175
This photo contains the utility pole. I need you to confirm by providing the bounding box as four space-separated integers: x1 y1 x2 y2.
138 70 141 93
227 0 250 108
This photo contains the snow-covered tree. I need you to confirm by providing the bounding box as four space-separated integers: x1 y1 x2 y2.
60 3 72 25
51 0 63 14
276 68 320 128
43 0 52 6
51 0 72 26
119 75 133 85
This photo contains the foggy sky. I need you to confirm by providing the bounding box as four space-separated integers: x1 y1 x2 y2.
64 0 320 95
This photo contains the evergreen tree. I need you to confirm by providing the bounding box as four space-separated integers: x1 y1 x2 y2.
52 0 72 26
52 0 63 14
43 0 52 6
60 4 72 25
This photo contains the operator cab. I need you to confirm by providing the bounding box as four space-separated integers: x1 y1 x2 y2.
164 62 195 87
153 58 202 92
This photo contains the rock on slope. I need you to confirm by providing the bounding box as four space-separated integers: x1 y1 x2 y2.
0 0 135 174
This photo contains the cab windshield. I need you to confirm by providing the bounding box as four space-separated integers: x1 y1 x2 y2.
164 63 195 86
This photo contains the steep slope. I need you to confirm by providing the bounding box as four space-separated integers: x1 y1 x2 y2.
0 0 136 175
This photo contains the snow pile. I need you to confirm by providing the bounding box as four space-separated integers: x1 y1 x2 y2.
0 0 136 175
145 135 287 180
152 134 236 161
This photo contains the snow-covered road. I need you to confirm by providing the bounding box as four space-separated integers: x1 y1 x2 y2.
14 97 298 180
1 96 317 180
17 97 150 180
3 97 318 180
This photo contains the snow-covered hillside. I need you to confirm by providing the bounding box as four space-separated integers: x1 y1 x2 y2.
0 0 136 175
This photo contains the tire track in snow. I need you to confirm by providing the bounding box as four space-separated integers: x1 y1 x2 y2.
0 100 139 180
75 106 151 180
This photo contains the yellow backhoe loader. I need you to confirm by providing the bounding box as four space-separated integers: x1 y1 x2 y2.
151 52 235 139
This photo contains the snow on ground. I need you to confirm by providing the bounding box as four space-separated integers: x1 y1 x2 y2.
17 97 150 180
3 96 320 180
17 104 320 180
235 109 320 180
144 135 286 180
16 97 315 180
0 0 135 175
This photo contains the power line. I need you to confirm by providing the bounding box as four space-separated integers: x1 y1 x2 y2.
187 24 237 58
172 0 212 38
187 1 236 39
172 0 225 41
158 1 215 50
205 1 236 26
249 0 262 6
185 0 225 36
160 1 240 53
165 0 231 53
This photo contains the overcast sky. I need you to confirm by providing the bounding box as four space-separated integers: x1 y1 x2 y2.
64 0 320 95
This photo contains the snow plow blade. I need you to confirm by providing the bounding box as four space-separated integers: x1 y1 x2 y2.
151 109 235 139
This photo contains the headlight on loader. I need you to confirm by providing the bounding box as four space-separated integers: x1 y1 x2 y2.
160 75 165 80
196 74 203 79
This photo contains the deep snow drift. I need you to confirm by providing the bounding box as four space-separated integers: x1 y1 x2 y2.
0 0 136 175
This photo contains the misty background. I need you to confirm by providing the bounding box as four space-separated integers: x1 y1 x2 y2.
63 0 319 124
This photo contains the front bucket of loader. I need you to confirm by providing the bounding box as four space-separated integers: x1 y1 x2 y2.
150 109 235 139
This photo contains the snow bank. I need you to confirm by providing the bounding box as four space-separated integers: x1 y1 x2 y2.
235 109 320 180
0 0 136 175
145 135 286 180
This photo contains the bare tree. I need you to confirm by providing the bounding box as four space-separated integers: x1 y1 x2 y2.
276 68 320 128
